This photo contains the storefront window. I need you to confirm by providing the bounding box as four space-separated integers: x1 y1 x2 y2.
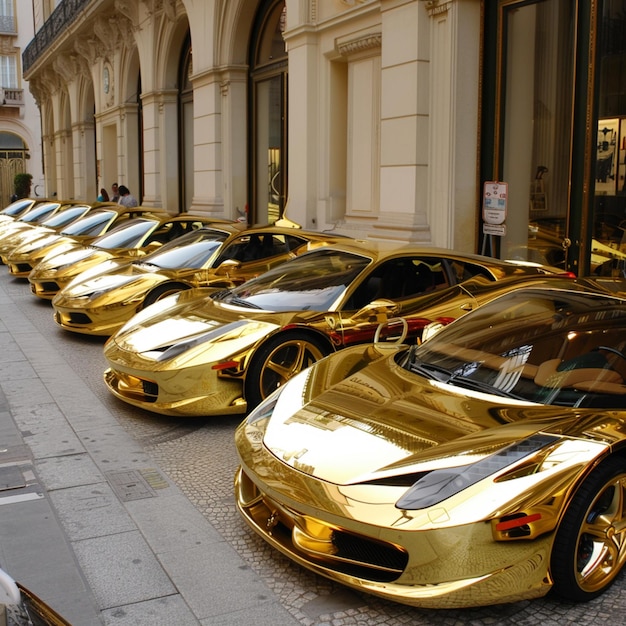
250 1 287 225
495 0 575 270
592 0 626 276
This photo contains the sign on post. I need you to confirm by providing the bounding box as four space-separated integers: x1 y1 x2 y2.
482 181 507 237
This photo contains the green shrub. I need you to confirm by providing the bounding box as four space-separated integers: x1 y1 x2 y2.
13 173 33 199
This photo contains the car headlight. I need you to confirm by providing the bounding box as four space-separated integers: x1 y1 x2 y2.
395 433 559 510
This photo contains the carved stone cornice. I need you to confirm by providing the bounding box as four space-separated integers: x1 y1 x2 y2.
115 0 137 23
145 0 178 22
53 53 78 82
93 15 119 55
74 37 99 65
423 0 452 17
336 32 382 58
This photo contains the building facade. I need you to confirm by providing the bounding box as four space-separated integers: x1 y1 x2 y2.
0 0 44 205
21 0 626 276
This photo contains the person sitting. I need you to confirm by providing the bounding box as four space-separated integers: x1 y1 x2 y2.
117 185 138 208
97 188 110 202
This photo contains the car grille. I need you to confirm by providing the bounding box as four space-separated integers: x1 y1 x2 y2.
237 468 408 582
104 369 159 403
67 312 91 325
9 262 32 274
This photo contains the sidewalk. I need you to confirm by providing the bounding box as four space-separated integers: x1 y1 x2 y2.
0 278 297 625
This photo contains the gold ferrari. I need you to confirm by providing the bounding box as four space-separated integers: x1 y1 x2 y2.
28 212 229 300
0 202 106 263
52 225 345 336
5 205 169 277
0 200 70 255
235 285 626 608
0 197 40 224
103 239 573 417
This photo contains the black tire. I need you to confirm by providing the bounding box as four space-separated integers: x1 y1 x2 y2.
142 283 190 309
245 332 329 410
550 455 626 602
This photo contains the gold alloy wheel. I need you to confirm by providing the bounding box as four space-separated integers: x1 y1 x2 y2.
551 455 626 601
246 332 328 409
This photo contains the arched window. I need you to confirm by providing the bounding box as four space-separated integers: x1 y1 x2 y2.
249 1 287 225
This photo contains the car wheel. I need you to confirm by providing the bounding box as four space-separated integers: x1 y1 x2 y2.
550 455 626 602
245 332 328 409
142 283 190 309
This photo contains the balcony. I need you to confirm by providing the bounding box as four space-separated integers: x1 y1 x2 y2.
1 88 24 106
22 0 91 74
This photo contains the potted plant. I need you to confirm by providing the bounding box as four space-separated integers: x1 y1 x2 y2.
13 173 32 200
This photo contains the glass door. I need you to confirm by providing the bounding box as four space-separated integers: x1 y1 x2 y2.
485 0 576 270
592 1 626 277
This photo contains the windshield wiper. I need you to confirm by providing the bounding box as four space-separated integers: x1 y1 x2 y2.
407 357 454 382
447 375 524 400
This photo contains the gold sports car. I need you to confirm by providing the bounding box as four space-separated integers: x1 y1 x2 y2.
103 239 573 417
0 197 41 224
0 200 70 253
28 213 229 299
5 205 168 277
235 285 626 608
0 202 104 262
52 224 345 336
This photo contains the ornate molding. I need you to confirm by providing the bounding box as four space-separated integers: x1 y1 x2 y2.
145 0 178 22
336 32 381 58
93 15 119 55
53 53 78 82
423 0 452 17
74 37 99 65
115 0 137 23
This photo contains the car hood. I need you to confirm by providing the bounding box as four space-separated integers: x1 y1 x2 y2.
36 244 96 270
110 290 284 355
258 344 595 485
61 263 161 297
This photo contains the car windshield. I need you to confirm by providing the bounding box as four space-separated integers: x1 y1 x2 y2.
218 248 371 311
90 218 157 249
406 289 626 408
1 199 32 216
134 229 227 269
60 209 117 236
18 203 60 223
40 205 90 228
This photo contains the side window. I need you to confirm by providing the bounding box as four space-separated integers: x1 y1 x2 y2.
347 257 449 309
449 260 494 282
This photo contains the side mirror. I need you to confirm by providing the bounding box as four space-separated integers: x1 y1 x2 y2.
215 258 241 276
355 298 399 320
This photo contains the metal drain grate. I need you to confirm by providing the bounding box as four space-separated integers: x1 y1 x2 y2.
105 469 165 502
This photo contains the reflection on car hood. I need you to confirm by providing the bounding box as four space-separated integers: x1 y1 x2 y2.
111 293 281 354
62 263 159 297
261 345 574 485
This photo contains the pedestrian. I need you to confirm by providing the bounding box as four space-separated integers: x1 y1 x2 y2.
97 188 110 202
117 185 138 207
110 182 120 203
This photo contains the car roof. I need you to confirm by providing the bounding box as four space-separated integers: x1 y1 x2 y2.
291 237 556 269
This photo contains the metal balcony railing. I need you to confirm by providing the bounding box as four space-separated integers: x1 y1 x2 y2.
22 0 91 74
1 88 24 106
